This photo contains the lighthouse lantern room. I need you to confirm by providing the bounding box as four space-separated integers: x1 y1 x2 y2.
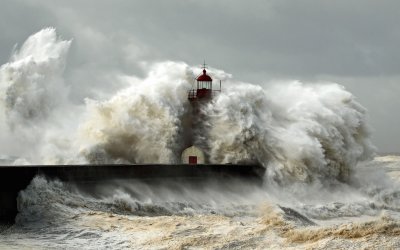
188 62 221 101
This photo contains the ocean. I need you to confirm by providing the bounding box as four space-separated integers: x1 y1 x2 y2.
0 156 399 249
0 28 399 249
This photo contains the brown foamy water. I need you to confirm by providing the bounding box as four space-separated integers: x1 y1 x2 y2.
1 156 399 249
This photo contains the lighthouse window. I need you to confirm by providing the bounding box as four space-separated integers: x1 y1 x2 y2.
197 81 212 89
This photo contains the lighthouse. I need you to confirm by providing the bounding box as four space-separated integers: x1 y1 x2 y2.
181 62 221 165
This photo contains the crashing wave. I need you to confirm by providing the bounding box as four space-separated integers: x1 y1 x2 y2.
0 28 375 185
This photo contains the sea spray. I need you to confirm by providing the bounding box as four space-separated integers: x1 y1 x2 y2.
0 28 73 163
78 62 193 164
79 73 375 185
0 28 375 186
0 28 70 126
205 82 375 185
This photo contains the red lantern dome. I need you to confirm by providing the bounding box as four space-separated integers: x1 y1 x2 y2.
196 69 212 82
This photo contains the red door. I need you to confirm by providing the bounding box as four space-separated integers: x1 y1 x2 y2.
189 156 197 164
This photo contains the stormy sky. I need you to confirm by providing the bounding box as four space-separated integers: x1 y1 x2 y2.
1 0 399 153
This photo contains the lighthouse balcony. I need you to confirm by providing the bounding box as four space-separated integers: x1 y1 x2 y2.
188 89 220 101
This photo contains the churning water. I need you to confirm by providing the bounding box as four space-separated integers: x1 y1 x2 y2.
0 28 399 249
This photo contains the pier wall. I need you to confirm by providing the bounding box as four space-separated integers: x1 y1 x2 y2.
0 164 265 223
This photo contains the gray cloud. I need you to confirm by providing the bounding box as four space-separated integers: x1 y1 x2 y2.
1 0 399 152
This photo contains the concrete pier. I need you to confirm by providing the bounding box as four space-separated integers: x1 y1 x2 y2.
0 164 265 223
